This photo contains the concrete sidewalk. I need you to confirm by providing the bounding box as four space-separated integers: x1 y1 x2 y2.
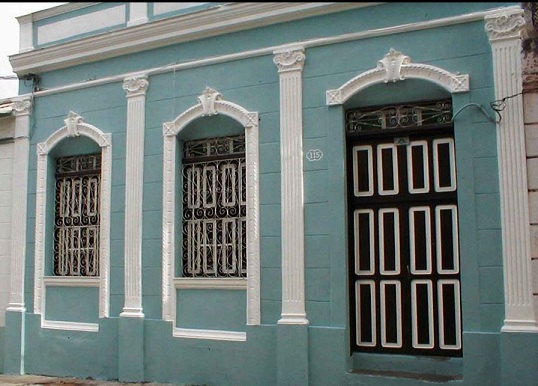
0 374 180 385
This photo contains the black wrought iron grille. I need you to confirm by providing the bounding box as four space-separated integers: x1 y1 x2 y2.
346 100 453 133
182 135 247 278
54 154 101 276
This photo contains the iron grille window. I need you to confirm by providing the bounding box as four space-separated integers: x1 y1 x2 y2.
54 154 101 276
181 135 247 278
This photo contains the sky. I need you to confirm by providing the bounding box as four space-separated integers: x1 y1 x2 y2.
0 3 65 100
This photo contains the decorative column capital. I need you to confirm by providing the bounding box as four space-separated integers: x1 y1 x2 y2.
485 8 525 41
273 47 306 73
123 74 149 97
11 97 32 116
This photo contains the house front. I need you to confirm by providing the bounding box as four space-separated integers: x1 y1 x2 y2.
0 2 536 385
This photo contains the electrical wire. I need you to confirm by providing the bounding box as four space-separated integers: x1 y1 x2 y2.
490 86 538 122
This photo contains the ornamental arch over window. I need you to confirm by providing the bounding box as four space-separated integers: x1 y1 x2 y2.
34 111 112 331
162 87 260 340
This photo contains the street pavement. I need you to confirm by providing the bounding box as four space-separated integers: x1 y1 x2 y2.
0 374 181 386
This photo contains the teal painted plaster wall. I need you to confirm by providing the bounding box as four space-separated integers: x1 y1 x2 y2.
45 286 99 324
23 314 118 380
176 289 246 331
12 2 522 385
0 327 4 373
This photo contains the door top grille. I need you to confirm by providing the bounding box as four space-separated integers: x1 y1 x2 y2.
346 100 452 134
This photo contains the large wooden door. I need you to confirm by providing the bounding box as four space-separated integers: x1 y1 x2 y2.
346 101 462 357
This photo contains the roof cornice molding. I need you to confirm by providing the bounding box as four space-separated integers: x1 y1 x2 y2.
10 2 379 75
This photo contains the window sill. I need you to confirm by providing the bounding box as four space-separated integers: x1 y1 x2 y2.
174 277 247 290
43 276 101 287
173 327 246 341
41 320 99 332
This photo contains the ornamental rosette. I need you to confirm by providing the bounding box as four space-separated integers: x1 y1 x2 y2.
273 49 306 73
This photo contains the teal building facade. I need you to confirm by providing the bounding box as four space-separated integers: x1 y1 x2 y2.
1 2 537 385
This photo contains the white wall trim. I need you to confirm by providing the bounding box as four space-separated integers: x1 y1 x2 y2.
33 111 111 321
173 327 246 342
120 74 149 318
326 48 469 105
41 320 99 332
485 7 538 333
162 87 260 330
273 47 308 325
6 97 31 313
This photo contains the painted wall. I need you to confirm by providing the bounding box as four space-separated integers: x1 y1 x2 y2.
4 2 530 385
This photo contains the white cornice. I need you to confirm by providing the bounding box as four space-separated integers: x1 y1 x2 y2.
10 2 379 75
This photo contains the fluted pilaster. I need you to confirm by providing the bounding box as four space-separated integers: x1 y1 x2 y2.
7 97 31 312
274 47 308 325
121 74 149 318
486 8 538 332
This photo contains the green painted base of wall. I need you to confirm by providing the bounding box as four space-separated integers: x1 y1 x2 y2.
462 332 500 386
277 323 309 386
118 317 144 382
24 314 119 381
501 331 538 386
3 312 24 375
0 326 5 373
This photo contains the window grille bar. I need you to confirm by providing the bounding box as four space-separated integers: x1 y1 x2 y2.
182 135 246 278
54 154 101 277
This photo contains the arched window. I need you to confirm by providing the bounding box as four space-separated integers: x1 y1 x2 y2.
34 111 112 331
162 87 260 341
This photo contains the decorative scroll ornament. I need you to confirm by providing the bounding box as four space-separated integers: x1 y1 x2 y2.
12 98 31 115
64 111 84 137
377 48 411 83
198 86 222 116
273 48 306 73
485 11 525 41
122 75 149 96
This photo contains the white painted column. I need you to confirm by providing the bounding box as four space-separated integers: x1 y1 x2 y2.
7 97 31 313
121 74 149 318
273 47 308 325
485 7 538 332
127 3 148 27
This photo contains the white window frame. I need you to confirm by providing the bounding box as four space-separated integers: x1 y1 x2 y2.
162 87 260 341
34 111 112 332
